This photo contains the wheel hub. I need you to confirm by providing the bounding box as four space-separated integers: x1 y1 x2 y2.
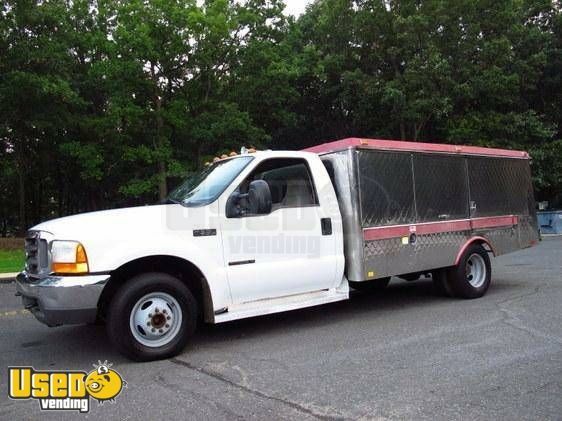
151 312 166 329
466 253 486 288
129 293 182 347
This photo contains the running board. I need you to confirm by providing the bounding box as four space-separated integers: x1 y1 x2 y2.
214 287 349 323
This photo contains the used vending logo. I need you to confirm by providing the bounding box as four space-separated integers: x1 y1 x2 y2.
8 361 126 413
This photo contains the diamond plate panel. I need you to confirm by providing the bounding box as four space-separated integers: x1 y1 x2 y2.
413 154 469 222
358 150 415 227
365 238 398 258
468 157 530 216
518 215 539 247
364 231 469 278
415 231 468 250
363 224 538 280
364 236 416 278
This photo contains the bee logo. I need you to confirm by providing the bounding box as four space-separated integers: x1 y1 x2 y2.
84 361 126 403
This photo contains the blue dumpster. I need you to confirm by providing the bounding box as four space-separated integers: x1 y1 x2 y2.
537 211 562 234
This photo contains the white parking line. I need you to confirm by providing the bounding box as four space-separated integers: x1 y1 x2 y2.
0 309 30 318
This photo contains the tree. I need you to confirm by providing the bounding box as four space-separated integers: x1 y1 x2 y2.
0 0 561 234
0 0 85 231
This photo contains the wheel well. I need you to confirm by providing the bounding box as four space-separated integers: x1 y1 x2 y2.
455 237 495 265
98 255 214 323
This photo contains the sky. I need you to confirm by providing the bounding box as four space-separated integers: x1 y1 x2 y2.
283 0 313 16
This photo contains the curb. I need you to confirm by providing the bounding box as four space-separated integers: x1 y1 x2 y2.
0 273 18 284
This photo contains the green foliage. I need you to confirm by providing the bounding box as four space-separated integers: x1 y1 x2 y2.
530 139 562 200
0 0 561 233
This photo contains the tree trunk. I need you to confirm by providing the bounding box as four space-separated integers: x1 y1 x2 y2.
400 120 406 140
156 96 167 201
196 143 202 170
57 166 63 217
152 64 167 201
17 165 25 235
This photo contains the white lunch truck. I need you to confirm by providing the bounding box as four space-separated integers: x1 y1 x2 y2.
16 138 539 361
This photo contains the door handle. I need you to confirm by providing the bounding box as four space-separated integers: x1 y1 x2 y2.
321 218 332 235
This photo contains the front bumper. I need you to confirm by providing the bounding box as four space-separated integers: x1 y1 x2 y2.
16 271 110 327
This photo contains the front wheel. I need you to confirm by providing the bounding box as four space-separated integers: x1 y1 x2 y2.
446 244 491 299
107 272 198 361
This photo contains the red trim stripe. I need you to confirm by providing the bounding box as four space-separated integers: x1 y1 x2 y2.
304 138 529 159
470 215 518 229
363 216 518 241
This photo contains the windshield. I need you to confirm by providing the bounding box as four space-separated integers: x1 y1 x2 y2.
168 156 254 207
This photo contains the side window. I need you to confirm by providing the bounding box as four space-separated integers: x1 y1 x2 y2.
321 159 339 200
241 158 318 209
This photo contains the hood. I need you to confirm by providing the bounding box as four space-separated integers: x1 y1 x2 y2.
31 204 206 241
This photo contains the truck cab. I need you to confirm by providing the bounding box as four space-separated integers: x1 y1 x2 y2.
17 150 348 361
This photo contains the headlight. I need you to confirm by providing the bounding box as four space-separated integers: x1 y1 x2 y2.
51 241 89 274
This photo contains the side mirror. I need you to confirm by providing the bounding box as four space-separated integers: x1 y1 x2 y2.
247 180 272 215
226 180 272 218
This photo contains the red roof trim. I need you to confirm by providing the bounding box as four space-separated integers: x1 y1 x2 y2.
303 138 529 159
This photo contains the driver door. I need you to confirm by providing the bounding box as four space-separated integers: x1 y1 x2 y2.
220 157 338 304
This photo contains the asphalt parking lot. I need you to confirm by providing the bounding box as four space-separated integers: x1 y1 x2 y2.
1 236 561 420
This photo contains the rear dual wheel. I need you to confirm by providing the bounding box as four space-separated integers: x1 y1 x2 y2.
433 244 491 299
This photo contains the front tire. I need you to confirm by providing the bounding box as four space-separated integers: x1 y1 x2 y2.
446 244 491 299
107 272 198 361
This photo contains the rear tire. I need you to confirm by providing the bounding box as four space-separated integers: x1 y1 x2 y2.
446 244 491 299
107 272 198 361
349 277 391 292
432 269 454 297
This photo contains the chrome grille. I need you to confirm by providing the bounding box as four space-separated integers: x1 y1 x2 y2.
24 232 49 276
